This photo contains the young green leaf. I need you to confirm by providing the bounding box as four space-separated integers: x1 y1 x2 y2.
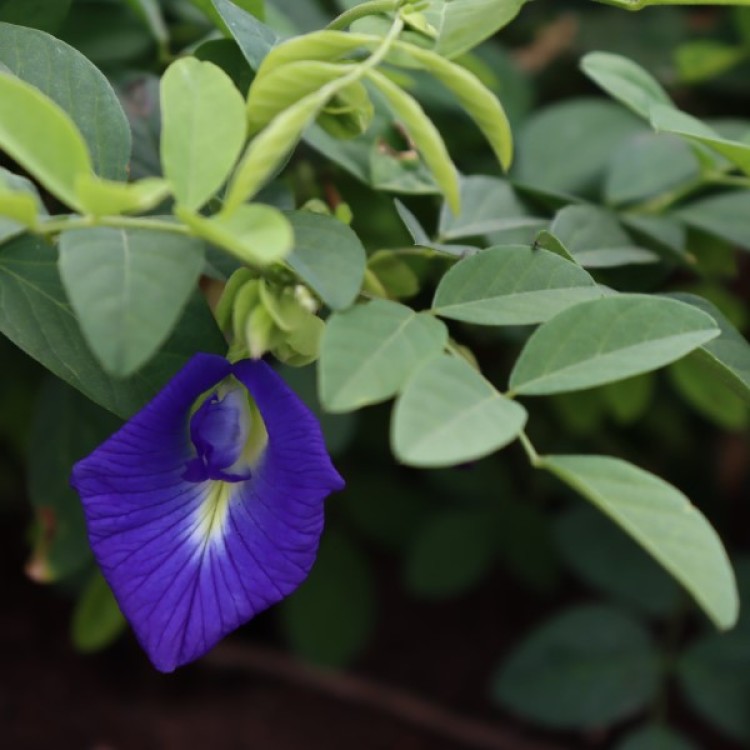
286 211 366 310
0 22 130 180
0 168 46 240
508 295 720 396
580 51 672 120
433 245 602 325
75 175 170 216
59 228 205 377
319 300 447 412
0 73 92 211
540 454 738 630
392 354 527 467
257 29 373 72
366 69 460 212
161 58 247 211
493 605 659 729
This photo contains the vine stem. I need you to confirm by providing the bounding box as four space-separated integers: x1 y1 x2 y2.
326 0 405 30
35 214 191 237
519 431 542 467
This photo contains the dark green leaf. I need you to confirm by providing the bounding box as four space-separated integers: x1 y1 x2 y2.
0 0 71 33
71 570 127 652
676 191 750 251
615 726 698 750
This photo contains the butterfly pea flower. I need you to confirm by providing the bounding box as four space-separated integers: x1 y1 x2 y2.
71 354 344 672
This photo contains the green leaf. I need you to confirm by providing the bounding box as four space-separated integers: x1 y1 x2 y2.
678 629 750 742
615 726 698 750
515 98 644 194
0 235 225 419
366 69 460 212
421 0 528 59
59 228 205 377
212 0 277 69
0 0 72 33
161 58 247 211
676 191 750 250
555 504 681 617
541 454 738 630
71 571 127 653
319 299 447 412
180 203 293 266
0 168 47 242
437 176 543 240
675 40 746 83
605 133 698 205
125 0 168 44
492 605 660 729
580 51 672 120
27 377 120 581
286 211 366 310
433 245 603 326
668 293 750 405
392 354 527 467
508 295 720 396
0 72 91 211
650 105 750 176
404 508 498 598
549 205 658 268
0 22 131 180
280 529 374 667
74 175 170 217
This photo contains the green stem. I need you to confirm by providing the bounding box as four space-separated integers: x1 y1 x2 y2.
518 431 541 467
35 214 191 237
326 0 404 30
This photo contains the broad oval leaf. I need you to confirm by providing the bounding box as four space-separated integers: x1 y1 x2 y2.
676 190 750 251
541 454 738 630
0 22 130 180
508 295 720 396
161 57 247 211
211 0 277 70
0 235 225 418
433 245 602 326
493 604 660 729
75 175 170 217
580 51 672 121
59 228 206 377
0 72 91 210
392 354 527 467
286 211 366 310
319 299 447 413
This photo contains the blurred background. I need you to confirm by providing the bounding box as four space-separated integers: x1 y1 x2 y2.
2 0 750 748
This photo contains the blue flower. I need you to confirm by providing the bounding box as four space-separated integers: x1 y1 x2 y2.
71 354 344 672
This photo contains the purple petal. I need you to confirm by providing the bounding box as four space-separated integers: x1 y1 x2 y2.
71 355 344 672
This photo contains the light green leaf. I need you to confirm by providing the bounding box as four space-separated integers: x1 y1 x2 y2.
75 175 170 217
0 72 91 211
0 235 225 419
549 205 659 268
676 40 746 83
580 51 672 120
161 58 247 211
212 0 277 69
421 0 528 59
392 354 527 467
555 504 681 617
0 0 71 32
0 168 46 241
676 191 750 250
541 454 738 630
247 60 350 135
286 211 366 310
27 377 120 581
437 176 543 240
650 104 750 176
492 605 660 729
280 529 374 667
515 98 644 194
508 295 720 396
433 245 602 326
319 299 447 412
72 571 127 653
59 228 205 377
668 292 750 405
366 69 459 212
0 22 130 180
404 508 499 597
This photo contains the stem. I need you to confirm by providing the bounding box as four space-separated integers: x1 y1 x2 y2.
326 0 404 30
518 431 542 467
591 0 750 9
36 214 191 237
